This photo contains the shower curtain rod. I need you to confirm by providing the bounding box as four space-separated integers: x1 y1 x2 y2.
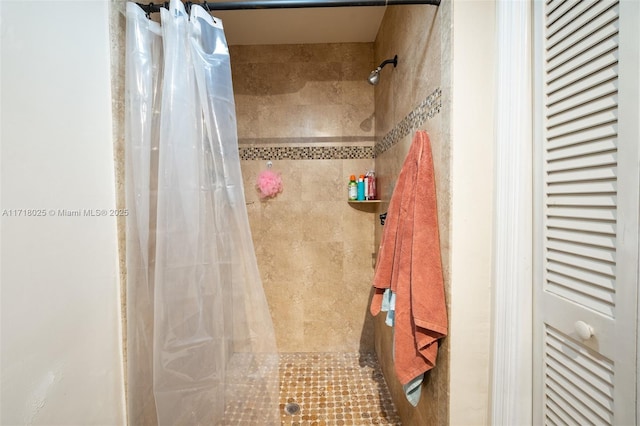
137 0 440 14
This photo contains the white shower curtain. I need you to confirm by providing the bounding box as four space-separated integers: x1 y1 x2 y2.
125 2 279 424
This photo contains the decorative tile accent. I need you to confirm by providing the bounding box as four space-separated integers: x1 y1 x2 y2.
236 88 441 161
239 145 374 161
374 87 442 157
239 136 377 145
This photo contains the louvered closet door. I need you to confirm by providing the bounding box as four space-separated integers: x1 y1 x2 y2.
533 0 639 425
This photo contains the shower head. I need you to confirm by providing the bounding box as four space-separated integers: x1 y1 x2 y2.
367 55 398 85
368 69 381 85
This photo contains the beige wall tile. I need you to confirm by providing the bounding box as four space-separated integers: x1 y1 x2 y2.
373 4 449 425
236 43 378 353
264 278 305 352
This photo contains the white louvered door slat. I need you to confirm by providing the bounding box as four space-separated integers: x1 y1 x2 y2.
546 65 619 106
546 206 616 221
546 1 616 48
545 124 618 151
546 139 617 161
546 82 618 117
545 228 615 250
534 0 639 424
546 95 618 129
546 239 615 262
546 180 617 195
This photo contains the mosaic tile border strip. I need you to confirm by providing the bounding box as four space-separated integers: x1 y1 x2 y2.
238 88 441 161
239 144 374 160
239 136 376 145
374 87 442 157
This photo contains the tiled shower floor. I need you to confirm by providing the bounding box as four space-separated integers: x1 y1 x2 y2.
278 352 401 425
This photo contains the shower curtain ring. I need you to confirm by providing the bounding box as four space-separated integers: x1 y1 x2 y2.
202 1 216 22
146 2 154 18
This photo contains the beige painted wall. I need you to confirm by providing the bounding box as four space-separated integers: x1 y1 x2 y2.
372 4 450 425
447 0 495 424
232 43 380 353
1 2 126 424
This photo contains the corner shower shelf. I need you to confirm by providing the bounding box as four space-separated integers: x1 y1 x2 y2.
348 200 381 204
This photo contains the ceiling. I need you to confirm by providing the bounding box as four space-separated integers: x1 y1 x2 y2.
213 6 387 45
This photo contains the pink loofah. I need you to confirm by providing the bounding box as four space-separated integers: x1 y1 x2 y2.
256 169 283 199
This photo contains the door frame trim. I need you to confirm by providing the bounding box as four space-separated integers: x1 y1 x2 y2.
490 0 534 424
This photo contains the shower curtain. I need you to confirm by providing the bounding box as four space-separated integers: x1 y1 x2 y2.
124 2 279 424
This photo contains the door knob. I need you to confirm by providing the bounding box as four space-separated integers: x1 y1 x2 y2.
574 321 594 340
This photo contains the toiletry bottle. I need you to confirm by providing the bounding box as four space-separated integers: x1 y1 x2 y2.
366 171 376 200
357 175 365 201
348 175 357 200
364 174 370 200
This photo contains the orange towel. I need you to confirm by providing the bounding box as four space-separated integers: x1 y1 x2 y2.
370 131 447 385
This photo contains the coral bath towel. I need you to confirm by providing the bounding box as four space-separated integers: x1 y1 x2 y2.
370 130 447 385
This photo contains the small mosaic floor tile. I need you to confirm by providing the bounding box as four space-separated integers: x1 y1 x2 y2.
278 352 401 426
221 352 401 425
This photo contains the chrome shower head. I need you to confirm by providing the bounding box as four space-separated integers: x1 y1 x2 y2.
368 68 381 85
367 55 398 85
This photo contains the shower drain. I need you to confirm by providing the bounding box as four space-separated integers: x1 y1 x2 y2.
284 402 300 416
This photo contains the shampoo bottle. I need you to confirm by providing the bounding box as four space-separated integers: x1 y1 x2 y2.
357 175 365 200
348 175 357 200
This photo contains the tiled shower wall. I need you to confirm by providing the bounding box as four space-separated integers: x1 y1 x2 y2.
231 43 379 353
372 5 450 425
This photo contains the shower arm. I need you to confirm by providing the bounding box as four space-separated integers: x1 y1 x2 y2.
137 0 440 14
376 55 398 71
